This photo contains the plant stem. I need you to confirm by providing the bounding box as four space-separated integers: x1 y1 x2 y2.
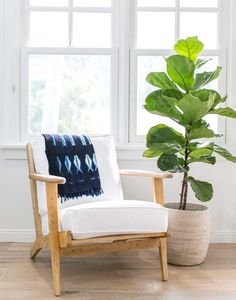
179 177 185 209
183 174 188 210
179 172 187 210
179 128 190 210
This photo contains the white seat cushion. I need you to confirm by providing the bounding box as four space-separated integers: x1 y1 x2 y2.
32 135 124 216
41 200 168 239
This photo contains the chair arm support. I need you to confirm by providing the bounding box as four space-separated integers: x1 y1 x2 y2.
120 169 173 179
120 169 173 206
29 174 63 234
29 174 62 253
29 173 66 184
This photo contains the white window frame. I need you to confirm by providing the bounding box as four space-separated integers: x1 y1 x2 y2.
129 0 228 144
1 0 234 150
20 0 119 142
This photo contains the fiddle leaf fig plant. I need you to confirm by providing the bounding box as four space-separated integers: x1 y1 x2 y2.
144 36 236 210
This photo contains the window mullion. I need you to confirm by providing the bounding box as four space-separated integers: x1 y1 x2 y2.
137 7 175 12
175 0 180 41
218 0 228 143
29 7 68 12
129 0 138 143
73 7 111 13
116 0 131 144
22 0 30 47
68 0 73 47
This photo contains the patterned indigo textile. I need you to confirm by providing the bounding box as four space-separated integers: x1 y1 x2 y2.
43 134 103 202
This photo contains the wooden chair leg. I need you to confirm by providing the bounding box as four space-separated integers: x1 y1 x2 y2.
159 237 168 281
46 182 61 296
50 242 61 296
30 238 42 259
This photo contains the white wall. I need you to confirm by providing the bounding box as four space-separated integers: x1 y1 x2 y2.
0 146 236 243
0 0 236 243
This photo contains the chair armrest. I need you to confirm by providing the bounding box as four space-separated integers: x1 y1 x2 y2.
120 169 173 206
120 169 173 179
29 173 66 184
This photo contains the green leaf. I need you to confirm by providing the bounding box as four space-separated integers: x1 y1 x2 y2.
177 94 215 123
208 107 236 119
195 58 212 69
163 89 184 100
146 124 186 154
192 89 227 110
213 95 227 108
188 176 213 202
165 55 195 92
185 119 208 131
189 142 236 163
188 126 216 140
189 148 213 158
144 90 185 124
174 36 204 62
188 156 216 165
210 143 236 162
193 67 222 90
191 89 227 110
146 72 177 90
157 154 186 173
191 89 221 102
143 149 161 158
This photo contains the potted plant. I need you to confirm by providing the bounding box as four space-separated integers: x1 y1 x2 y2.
144 36 236 266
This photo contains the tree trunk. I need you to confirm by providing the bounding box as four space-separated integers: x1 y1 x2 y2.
183 176 188 210
179 172 188 210
179 128 190 210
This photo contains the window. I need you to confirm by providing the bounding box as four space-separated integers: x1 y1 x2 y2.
19 0 227 144
21 0 117 140
130 0 227 142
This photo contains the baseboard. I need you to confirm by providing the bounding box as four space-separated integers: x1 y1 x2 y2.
0 229 235 243
0 229 35 242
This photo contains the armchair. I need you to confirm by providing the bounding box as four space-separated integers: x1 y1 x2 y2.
26 135 173 296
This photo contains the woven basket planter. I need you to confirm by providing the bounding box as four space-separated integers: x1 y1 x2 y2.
165 203 210 266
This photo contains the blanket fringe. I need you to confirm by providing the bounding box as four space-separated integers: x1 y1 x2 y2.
60 188 104 203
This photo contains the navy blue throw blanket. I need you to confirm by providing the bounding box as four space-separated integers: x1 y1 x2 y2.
43 134 103 203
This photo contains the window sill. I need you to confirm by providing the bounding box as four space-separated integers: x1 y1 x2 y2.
0 144 148 161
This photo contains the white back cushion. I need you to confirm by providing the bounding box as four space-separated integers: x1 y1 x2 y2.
32 135 124 216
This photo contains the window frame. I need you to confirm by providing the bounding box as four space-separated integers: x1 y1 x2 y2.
0 0 232 148
20 0 119 142
129 0 228 144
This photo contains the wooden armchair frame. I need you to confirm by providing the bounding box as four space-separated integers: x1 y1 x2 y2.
26 143 173 296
